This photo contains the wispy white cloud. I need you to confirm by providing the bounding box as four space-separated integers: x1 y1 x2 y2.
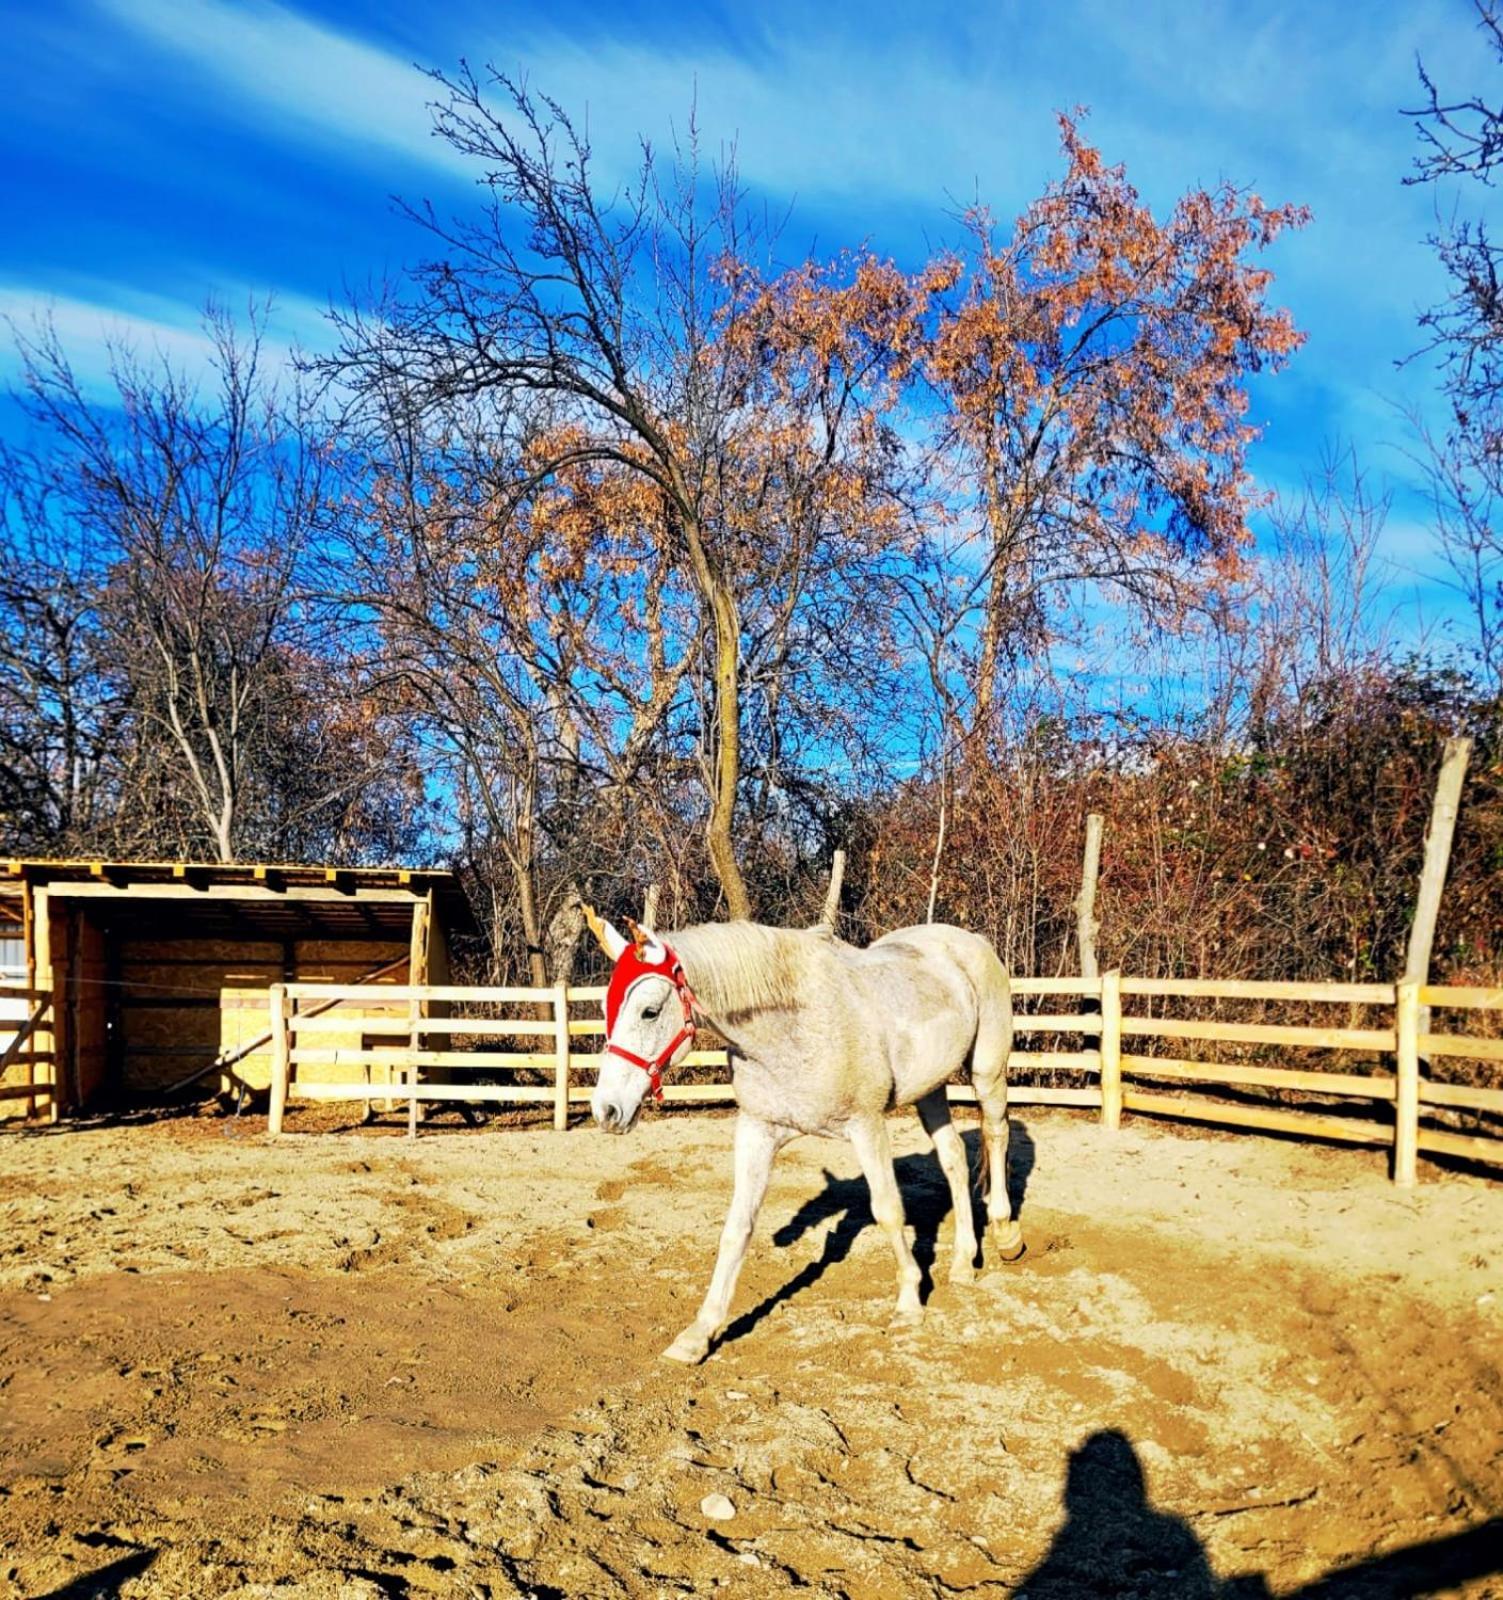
80 0 1472 336
63 1 1487 608
0 281 334 399
91 0 467 178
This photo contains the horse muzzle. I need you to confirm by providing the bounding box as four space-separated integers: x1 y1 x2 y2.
592 1094 642 1135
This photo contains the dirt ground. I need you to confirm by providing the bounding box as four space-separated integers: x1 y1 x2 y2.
0 1102 1500 1600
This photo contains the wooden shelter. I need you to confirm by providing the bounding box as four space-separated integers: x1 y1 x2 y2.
0 860 469 1117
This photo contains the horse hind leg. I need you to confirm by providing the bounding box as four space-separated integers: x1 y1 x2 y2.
848 1115 924 1329
973 1011 1026 1265
913 1089 979 1285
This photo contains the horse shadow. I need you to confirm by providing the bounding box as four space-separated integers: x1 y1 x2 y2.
31 1547 156 1597
719 1119 1036 1346
1011 1429 1503 1599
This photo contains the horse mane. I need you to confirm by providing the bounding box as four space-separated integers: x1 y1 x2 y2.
668 921 828 1024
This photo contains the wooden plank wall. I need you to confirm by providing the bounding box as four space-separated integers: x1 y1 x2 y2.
116 935 410 1094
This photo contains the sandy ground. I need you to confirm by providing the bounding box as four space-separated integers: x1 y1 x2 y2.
0 1101 1500 1599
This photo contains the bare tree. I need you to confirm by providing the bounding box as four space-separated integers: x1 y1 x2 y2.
9 308 415 863
327 75 921 918
0 445 128 852
336 382 701 980
1415 416 1503 684
1407 0 1503 450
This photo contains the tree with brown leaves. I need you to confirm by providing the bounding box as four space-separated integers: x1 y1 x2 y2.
327 75 927 918
923 116 1308 745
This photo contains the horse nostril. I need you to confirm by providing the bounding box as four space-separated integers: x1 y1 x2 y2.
595 1101 619 1130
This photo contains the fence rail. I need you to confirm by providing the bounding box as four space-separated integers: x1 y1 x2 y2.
263 973 1503 1182
0 985 55 1118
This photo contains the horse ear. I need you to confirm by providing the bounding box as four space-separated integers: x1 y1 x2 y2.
626 918 668 964
584 905 628 961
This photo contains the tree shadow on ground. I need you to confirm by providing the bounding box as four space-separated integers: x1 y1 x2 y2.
1014 1430 1503 1599
717 1119 1036 1349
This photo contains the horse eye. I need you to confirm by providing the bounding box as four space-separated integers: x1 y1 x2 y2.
642 1004 663 1020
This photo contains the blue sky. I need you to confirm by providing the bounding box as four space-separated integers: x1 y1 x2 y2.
1 0 1494 652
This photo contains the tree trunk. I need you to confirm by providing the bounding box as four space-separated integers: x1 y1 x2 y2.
544 887 587 987
512 850 549 989
706 581 753 920
972 444 1020 746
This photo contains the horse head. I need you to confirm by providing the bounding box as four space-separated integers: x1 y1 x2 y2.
584 906 698 1134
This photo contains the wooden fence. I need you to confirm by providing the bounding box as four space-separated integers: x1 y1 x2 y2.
0 985 55 1120
264 974 1503 1183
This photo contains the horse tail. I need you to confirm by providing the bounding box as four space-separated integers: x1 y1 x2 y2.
975 1105 991 1201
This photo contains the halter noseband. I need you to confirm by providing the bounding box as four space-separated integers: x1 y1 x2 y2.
602 939 699 1104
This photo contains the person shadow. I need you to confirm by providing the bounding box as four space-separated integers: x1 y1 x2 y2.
1018 1429 1217 1598
1017 1431 1503 1599
716 1117 1038 1348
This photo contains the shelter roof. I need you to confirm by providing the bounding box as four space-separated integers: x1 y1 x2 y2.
0 860 475 942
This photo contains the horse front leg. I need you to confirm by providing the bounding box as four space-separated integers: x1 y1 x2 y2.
663 1112 791 1364
848 1115 924 1330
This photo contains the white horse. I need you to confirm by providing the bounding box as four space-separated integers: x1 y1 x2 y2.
585 910 1025 1364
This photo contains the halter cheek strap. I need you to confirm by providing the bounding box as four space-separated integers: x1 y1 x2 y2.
602 945 699 1104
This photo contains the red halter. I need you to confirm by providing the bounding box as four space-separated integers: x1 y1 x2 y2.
602 937 699 1103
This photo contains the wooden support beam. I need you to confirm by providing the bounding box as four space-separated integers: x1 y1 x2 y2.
406 895 430 1139
1420 1079 1503 1113
267 984 289 1137
1122 1090 1391 1148
1007 1050 1101 1070
0 997 49 1074
1403 737 1472 987
1121 1055 1396 1100
820 850 846 931
1075 813 1104 981
1122 977 1395 1004
1399 737 1474 1142
1416 1125 1503 1166
33 887 56 1122
1420 984 1503 1009
949 1084 1101 1107
49 883 419 905
1394 981 1421 1187
553 982 570 1131
1120 1017 1394 1050
1100 970 1122 1131
926 800 947 924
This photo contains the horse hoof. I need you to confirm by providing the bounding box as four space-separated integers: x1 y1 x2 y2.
889 1308 923 1334
662 1329 712 1365
948 1259 976 1287
995 1235 1027 1263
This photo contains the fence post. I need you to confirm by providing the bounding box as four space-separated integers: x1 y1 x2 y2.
553 983 571 1131
1100 969 1123 1131
268 983 289 1137
1394 980 1420 1187
407 989 421 1140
